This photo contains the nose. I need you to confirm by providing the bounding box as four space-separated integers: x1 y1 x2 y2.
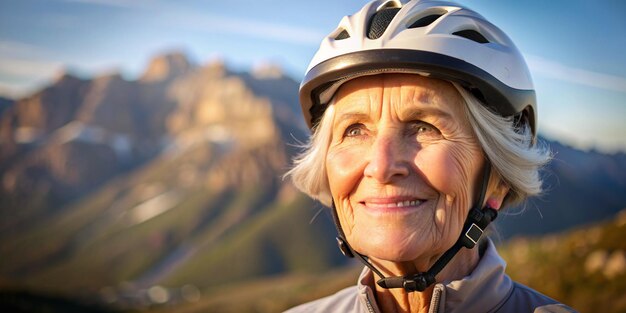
363 132 410 183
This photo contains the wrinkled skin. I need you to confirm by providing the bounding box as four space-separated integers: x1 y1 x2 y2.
326 74 508 312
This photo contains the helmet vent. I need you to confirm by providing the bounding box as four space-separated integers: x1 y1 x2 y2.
453 29 489 44
376 0 402 11
367 7 401 39
408 12 446 28
334 29 350 40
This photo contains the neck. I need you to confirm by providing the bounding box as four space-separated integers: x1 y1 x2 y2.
371 247 480 313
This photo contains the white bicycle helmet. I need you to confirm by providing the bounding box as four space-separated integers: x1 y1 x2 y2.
300 0 536 136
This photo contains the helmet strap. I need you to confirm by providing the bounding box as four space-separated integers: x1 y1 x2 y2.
331 160 497 292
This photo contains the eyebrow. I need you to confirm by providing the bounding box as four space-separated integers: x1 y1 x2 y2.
334 112 371 122
331 112 370 132
333 107 453 124
400 107 453 122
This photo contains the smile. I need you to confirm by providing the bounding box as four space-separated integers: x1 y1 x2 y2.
360 197 426 211
364 200 423 208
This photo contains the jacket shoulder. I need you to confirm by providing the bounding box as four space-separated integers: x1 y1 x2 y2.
283 285 360 313
494 282 577 313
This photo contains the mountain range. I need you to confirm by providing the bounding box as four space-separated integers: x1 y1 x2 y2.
0 51 624 311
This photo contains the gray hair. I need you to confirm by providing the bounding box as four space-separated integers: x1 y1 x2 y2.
286 82 551 209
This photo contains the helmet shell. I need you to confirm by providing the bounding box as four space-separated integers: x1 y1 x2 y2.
300 0 536 135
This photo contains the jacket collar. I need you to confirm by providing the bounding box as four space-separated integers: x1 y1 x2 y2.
356 239 513 313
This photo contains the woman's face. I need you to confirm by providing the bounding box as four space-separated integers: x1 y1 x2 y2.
326 74 486 264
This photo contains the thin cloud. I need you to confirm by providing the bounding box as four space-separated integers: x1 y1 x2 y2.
163 9 325 47
176 13 324 46
51 1 325 46
0 57 63 79
60 0 153 9
0 40 120 78
0 40 63 78
526 54 626 93
0 57 62 99
0 41 64 99
0 40 57 59
95 0 325 47
0 77 55 100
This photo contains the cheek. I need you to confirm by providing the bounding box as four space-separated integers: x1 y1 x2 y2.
327 146 367 238
416 143 482 203
326 146 367 200
413 143 483 252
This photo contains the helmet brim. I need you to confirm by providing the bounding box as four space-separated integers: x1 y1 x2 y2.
299 49 536 135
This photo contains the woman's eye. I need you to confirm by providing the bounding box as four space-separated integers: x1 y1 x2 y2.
417 125 432 133
344 124 365 137
410 121 441 139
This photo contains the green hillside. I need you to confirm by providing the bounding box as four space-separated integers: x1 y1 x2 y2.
499 209 626 313
160 192 342 290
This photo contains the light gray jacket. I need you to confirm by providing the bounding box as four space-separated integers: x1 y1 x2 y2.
285 240 576 313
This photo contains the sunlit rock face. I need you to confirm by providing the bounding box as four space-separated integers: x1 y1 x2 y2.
0 51 304 234
140 51 194 83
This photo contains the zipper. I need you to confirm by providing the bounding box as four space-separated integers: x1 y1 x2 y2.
362 286 442 313
364 293 376 313
428 285 443 313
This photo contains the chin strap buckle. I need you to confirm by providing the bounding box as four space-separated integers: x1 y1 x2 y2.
465 223 484 246
336 237 354 258
402 273 436 292
377 273 436 292
461 206 498 249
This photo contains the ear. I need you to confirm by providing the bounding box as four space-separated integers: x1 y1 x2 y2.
485 178 509 211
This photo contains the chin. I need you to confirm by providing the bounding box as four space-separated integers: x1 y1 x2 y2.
354 228 426 262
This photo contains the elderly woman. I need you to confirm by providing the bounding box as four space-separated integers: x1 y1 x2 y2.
285 0 576 312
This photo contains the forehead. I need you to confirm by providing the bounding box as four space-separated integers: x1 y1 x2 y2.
333 74 464 117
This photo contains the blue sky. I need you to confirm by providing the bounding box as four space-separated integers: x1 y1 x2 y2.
1 0 625 153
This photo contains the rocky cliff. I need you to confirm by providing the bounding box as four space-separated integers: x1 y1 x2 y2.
0 52 307 236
